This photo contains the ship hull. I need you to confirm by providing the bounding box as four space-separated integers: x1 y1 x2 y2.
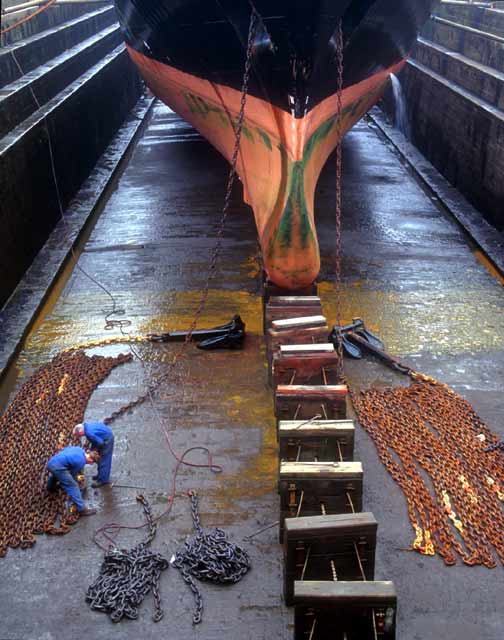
115 1 434 288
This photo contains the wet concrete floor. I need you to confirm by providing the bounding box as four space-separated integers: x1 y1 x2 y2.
1 102 503 640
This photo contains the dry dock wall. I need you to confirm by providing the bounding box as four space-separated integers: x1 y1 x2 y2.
0 4 142 308
381 1 504 231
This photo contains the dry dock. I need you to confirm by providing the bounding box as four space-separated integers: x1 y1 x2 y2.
0 101 503 640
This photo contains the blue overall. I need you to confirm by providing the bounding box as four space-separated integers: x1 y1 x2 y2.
84 421 114 483
47 446 86 511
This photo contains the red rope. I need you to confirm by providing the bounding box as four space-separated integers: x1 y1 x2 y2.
1 0 58 36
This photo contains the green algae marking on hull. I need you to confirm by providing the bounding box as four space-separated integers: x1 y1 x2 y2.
273 162 314 252
256 127 273 150
268 112 340 257
183 92 260 142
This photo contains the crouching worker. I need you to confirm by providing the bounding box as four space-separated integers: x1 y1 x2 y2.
73 421 114 488
46 446 100 516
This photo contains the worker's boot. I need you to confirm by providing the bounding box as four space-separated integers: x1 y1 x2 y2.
79 507 97 516
91 480 110 488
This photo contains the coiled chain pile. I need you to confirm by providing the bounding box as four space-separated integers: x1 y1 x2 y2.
0 350 131 557
352 375 504 567
86 495 169 622
173 491 251 624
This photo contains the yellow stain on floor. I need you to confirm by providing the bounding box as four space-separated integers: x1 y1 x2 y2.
318 280 504 356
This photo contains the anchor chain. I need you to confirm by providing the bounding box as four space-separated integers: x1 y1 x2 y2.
334 19 345 381
86 495 169 622
351 375 504 567
172 491 251 624
0 350 131 557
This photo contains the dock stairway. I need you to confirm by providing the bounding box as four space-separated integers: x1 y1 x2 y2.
388 0 504 230
0 1 143 308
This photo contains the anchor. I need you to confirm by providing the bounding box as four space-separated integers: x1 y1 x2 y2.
146 314 245 350
329 318 411 374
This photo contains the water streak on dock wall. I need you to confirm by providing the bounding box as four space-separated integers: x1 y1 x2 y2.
381 0 504 231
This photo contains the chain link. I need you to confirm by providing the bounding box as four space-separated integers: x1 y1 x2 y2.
86 494 169 622
173 491 251 624
351 375 504 567
334 20 345 381
0 350 131 557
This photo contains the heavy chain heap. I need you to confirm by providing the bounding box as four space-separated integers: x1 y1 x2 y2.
86 495 169 622
0 349 131 557
351 374 504 567
173 492 251 624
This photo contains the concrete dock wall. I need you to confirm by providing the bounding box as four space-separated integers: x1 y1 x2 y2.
381 1 504 230
0 3 142 308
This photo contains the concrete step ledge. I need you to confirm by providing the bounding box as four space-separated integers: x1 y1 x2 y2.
0 44 143 307
436 1 504 39
0 1 110 46
0 4 115 88
0 22 122 138
423 13 504 73
414 36 504 110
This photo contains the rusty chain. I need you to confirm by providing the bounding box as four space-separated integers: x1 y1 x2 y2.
351 374 504 567
0 350 131 557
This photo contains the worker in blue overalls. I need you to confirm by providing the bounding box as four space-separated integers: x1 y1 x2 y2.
46 446 99 516
74 421 114 488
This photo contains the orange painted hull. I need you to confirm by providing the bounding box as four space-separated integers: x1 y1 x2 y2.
128 47 405 289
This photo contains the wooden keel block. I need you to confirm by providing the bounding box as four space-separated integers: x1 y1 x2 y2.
263 281 318 304
283 512 377 606
266 325 329 361
271 315 326 331
293 581 397 640
278 419 354 460
265 306 324 333
275 384 348 421
278 461 363 541
268 296 322 307
272 345 340 387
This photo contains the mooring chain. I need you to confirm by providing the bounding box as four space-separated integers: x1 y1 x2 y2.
334 19 345 381
0 351 131 557
172 492 251 624
351 377 504 567
86 495 169 623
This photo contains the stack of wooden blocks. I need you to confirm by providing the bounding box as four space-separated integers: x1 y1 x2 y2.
263 283 397 640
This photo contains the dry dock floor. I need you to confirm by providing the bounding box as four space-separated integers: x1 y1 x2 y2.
1 102 503 640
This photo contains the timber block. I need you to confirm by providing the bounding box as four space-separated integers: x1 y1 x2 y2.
278 461 363 541
262 290 321 334
264 307 324 334
266 325 329 370
272 344 340 387
294 581 397 639
278 419 354 460
275 384 348 421
283 512 377 605
268 295 322 307
262 282 318 304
